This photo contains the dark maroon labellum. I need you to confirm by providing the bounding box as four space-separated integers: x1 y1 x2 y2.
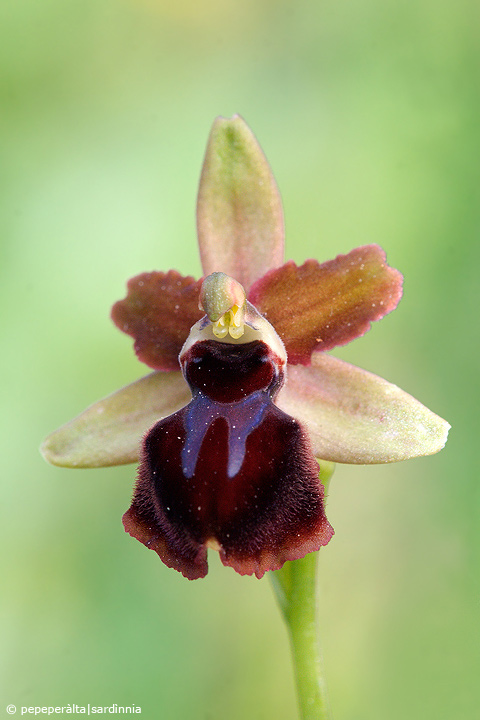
123 339 333 579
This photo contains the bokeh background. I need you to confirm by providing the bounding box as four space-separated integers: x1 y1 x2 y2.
1 1 478 718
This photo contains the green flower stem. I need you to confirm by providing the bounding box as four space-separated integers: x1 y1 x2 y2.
270 461 335 720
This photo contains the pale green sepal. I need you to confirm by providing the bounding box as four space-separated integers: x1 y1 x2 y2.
40 371 191 468
197 115 285 291
277 353 450 464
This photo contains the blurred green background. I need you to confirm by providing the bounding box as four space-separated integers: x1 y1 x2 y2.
1 1 477 718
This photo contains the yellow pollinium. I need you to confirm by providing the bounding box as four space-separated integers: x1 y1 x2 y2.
212 304 245 339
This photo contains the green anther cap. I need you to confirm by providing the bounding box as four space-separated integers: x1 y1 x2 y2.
199 272 246 339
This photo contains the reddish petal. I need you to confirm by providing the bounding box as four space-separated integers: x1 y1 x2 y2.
111 270 204 371
249 245 403 365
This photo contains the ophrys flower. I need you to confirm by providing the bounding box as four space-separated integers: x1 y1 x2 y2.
41 116 450 579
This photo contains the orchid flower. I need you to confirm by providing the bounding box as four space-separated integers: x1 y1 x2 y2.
41 116 449 583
